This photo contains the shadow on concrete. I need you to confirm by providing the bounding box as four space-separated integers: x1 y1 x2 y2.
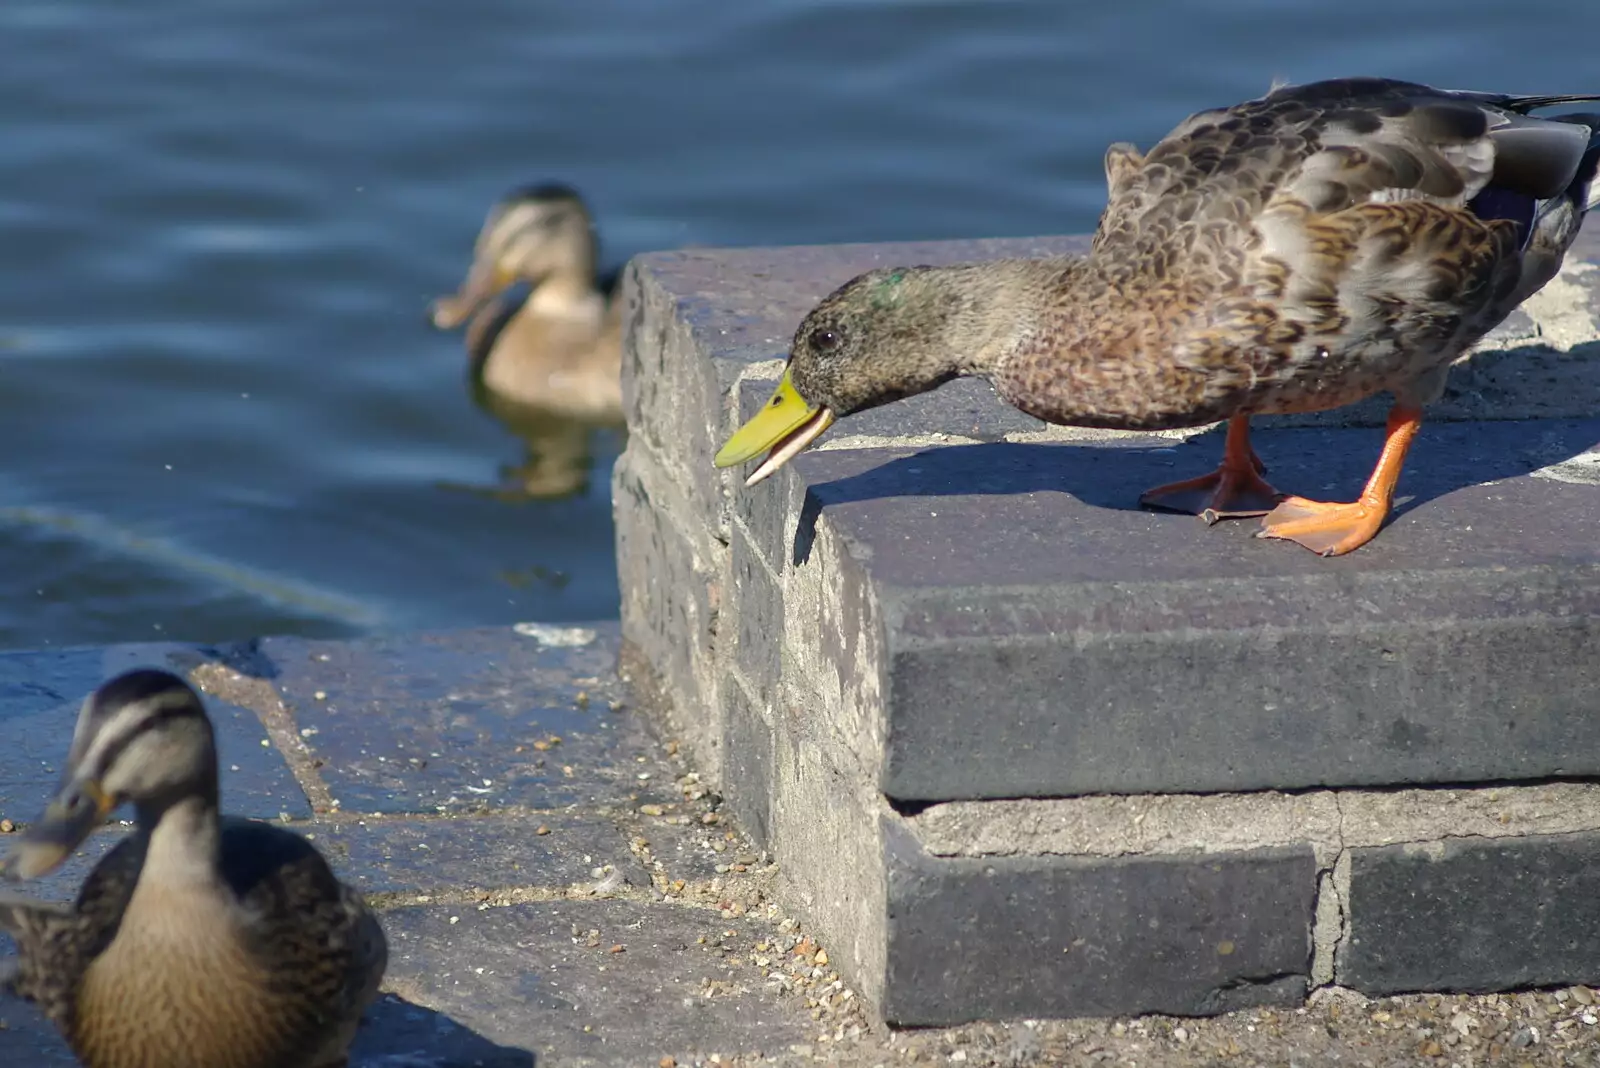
351 992 535 1066
791 414 1600 566
0 990 533 1068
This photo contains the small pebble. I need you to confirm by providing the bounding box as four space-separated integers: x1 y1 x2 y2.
0 819 13 834
639 804 665 817
536 825 551 836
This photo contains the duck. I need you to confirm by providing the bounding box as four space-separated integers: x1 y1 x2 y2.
714 78 1600 556
431 182 624 424
0 668 386 1068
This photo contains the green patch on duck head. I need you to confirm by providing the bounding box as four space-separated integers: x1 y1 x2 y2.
870 270 908 309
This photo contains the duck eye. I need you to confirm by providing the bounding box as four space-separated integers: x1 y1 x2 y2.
810 328 841 353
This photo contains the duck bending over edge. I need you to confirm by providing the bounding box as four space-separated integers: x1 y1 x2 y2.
0 669 386 1068
715 78 1600 555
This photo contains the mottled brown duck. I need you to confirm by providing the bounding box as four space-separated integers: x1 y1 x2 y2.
432 182 623 422
715 78 1600 555
0 669 386 1068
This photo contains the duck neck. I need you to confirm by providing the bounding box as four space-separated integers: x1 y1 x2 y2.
525 270 604 324
137 785 221 888
937 256 1094 378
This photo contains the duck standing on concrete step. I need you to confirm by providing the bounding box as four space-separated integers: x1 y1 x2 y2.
0 669 387 1068
432 182 624 423
715 78 1600 556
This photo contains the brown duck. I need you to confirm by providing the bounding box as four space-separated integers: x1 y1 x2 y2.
432 182 623 422
0 669 386 1068
715 78 1600 555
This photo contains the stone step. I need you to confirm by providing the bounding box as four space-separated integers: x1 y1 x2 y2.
614 230 1600 1022
730 417 1600 801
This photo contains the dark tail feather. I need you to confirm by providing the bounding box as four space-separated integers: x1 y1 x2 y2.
1547 114 1600 212
1447 90 1600 113
1505 93 1600 113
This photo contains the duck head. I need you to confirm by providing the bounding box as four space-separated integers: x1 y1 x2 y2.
2 670 217 880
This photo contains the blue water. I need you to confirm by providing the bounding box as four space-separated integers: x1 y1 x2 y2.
1 0 1596 649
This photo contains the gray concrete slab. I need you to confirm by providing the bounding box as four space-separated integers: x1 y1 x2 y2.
255 626 649 815
376 900 814 1066
1340 830 1600 995
0 643 309 822
771 417 1600 799
309 814 644 898
880 821 1316 1025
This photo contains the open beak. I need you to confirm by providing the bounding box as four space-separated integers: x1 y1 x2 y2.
714 369 836 487
1 778 114 881
429 257 515 331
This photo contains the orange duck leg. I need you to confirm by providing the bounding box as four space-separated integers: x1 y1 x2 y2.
1140 415 1285 523
1257 404 1422 556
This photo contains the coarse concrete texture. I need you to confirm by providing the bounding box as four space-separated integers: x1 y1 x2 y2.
1 627 1598 1066
614 229 1600 1024
0 625 815 1067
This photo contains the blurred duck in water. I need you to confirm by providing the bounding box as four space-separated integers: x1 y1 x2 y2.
432 183 625 498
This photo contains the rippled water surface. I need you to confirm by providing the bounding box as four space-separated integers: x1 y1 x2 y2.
2 0 1596 648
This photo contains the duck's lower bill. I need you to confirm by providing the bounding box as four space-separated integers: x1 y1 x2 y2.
429 259 516 331
1 779 114 880
713 370 836 487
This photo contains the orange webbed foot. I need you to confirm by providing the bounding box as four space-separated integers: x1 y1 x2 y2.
1256 497 1390 556
1139 464 1285 523
1139 415 1283 523
1255 404 1425 557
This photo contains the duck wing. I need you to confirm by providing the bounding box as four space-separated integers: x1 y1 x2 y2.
1089 78 1600 417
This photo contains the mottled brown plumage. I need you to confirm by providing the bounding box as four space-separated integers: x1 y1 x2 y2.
717 78 1600 555
431 183 623 422
0 669 386 1068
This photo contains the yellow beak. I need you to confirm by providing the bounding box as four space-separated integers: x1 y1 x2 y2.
714 370 836 487
430 258 517 331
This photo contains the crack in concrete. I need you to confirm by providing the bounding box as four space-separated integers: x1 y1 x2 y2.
188 660 338 814
1311 792 1350 988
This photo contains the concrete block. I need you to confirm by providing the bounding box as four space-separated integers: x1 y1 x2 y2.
729 522 783 711
1340 831 1600 995
881 821 1315 1024
785 420 1600 800
720 675 774 848
256 625 643 814
621 229 1600 1021
614 449 724 780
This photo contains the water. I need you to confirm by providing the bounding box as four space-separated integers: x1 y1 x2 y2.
1 0 1596 650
